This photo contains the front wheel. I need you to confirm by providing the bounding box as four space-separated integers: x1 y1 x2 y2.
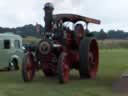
22 52 36 82
57 53 70 84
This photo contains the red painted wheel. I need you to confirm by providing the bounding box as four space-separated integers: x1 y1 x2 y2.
79 37 99 79
57 53 70 84
22 52 36 82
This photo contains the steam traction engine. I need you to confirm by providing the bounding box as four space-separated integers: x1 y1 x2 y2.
22 3 101 83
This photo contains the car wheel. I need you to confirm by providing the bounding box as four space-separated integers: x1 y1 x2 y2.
8 59 19 71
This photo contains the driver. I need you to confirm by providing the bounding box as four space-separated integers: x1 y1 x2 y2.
74 24 85 45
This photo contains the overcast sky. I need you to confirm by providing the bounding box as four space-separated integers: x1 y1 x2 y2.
0 0 128 31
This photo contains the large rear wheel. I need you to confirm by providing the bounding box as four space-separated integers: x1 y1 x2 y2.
79 37 99 79
22 52 36 82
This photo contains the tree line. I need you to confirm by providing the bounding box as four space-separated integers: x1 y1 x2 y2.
0 24 44 38
0 24 128 40
92 29 128 40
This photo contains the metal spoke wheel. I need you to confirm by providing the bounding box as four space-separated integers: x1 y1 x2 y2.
22 52 36 82
57 53 70 84
79 37 99 79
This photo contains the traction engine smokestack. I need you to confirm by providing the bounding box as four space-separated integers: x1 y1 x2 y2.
44 3 54 32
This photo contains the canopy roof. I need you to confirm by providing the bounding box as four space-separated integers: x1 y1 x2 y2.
53 14 100 24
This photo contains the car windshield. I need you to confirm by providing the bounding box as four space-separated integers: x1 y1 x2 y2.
14 40 21 49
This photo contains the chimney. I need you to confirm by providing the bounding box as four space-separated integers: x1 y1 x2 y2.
44 2 54 32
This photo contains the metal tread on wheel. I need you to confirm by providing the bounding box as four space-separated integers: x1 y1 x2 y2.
79 37 99 79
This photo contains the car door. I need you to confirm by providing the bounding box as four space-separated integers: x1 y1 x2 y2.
11 39 24 64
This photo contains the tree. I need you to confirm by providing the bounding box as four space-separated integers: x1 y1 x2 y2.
97 29 107 40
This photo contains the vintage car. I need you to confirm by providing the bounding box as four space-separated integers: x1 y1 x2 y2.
0 33 24 70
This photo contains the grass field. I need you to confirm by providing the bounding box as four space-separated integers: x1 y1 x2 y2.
99 39 128 49
0 49 128 96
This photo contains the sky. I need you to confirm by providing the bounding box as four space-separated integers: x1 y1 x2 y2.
0 0 128 32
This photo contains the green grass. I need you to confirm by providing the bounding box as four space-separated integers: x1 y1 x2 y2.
0 49 128 96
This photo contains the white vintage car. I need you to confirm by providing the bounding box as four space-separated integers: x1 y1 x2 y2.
0 33 24 70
